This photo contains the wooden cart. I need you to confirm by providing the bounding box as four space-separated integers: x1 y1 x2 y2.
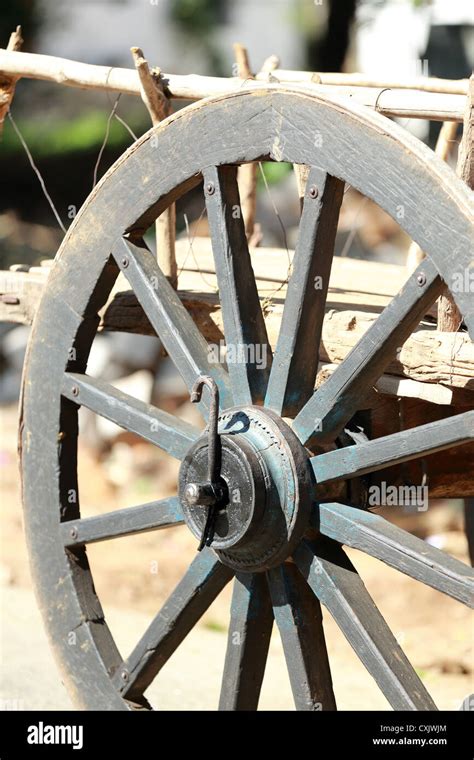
0 40 473 710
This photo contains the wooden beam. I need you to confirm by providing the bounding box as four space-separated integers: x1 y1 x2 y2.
0 50 466 121
2 248 473 393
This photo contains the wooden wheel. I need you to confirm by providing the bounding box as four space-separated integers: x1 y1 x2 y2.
20 86 474 710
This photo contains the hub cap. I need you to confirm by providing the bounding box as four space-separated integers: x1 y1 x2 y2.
179 407 314 571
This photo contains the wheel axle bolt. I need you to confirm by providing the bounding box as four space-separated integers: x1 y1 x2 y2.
70 527 78 540
71 386 79 397
308 185 318 199
184 482 218 506
205 181 215 195
417 272 426 286
121 257 129 268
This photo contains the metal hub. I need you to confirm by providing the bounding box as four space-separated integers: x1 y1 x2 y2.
179 407 314 571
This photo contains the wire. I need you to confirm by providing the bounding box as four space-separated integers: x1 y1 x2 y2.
7 111 67 234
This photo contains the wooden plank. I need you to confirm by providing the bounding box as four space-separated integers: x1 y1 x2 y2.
174 238 421 313
204 165 271 404
265 168 344 416
292 260 444 445
61 497 184 546
0 239 446 317
294 539 436 710
267 563 336 710
114 549 233 699
2 255 473 394
219 573 273 711
112 237 232 413
62 372 200 459
311 410 474 483
317 364 474 407
317 503 474 606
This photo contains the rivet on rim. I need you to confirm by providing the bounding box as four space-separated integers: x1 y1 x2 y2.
308 185 319 199
417 272 427 286
205 181 215 195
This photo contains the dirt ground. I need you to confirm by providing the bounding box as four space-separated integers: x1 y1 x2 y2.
1 401 472 710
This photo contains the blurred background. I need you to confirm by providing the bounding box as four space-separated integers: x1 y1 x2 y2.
0 0 473 710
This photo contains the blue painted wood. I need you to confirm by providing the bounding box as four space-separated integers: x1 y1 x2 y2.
114 548 233 699
267 562 336 710
311 411 474 483
219 573 273 710
61 497 184 546
265 168 343 416
62 372 200 459
204 165 271 405
294 539 437 710
292 259 443 445
317 502 474 607
113 237 232 414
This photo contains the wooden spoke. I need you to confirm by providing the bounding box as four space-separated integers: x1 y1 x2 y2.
114 549 233 700
265 168 344 416
204 165 271 405
62 372 199 459
267 563 336 711
294 539 437 710
293 259 443 445
317 503 474 607
113 237 232 413
219 573 273 711
61 497 184 547
312 411 474 483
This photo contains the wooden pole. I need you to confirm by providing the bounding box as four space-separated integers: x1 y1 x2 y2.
0 26 23 134
406 120 458 271
131 47 177 288
438 75 473 332
233 43 258 243
0 50 466 122
264 69 469 95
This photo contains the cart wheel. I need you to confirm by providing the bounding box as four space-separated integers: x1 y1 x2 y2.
20 86 474 710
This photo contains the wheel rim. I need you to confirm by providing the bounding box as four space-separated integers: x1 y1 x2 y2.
20 86 474 710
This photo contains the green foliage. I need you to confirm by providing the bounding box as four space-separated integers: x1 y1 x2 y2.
2 111 145 157
258 162 293 188
169 0 225 34
169 0 228 74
